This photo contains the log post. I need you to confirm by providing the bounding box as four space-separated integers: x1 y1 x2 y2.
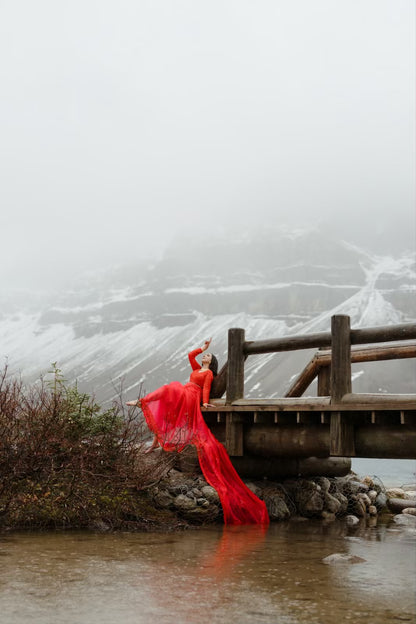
330 315 352 401
226 328 245 404
226 413 244 456
330 315 355 456
225 328 246 456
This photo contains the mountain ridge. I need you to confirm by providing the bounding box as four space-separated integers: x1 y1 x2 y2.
1 228 415 403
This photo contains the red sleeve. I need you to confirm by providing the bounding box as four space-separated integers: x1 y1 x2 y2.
188 348 202 371
202 370 214 405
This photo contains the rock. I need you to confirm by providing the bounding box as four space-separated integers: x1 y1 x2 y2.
368 490 378 503
89 519 111 532
323 492 341 514
196 498 210 508
348 480 370 493
323 553 366 565
393 514 416 526
191 488 203 498
244 482 262 497
375 491 388 510
152 489 174 509
388 498 416 513
362 476 375 489
368 505 377 516
358 493 371 508
263 493 290 521
345 515 360 527
284 479 324 517
321 511 336 521
329 488 349 515
315 477 331 493
350 495 366 517
201 485 220 503
386 487 408 499
402 508 416 516
174 494 197 511
167 484 188 496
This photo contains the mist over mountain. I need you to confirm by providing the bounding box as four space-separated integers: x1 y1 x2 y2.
1 224 415 404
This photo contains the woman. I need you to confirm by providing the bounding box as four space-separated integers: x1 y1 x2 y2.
127 339 269 526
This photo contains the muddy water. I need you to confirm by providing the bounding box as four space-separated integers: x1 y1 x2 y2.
0 519 415 624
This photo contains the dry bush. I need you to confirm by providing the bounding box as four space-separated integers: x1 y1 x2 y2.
0 365 175 530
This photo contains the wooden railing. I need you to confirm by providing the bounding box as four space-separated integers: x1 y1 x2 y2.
207 316 416 458
225 316 416 404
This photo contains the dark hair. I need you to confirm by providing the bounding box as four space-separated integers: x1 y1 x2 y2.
209 354 218 376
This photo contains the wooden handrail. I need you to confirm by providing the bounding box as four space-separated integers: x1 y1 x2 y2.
285 341 416 398
243 322 416 355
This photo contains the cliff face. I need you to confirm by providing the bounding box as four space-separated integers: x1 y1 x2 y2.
1 226 415 403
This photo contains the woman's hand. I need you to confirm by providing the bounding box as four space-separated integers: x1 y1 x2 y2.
126 400 141 407
201 337 212 352
202 403 215 408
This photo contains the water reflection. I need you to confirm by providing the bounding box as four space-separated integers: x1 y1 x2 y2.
0 519 415 624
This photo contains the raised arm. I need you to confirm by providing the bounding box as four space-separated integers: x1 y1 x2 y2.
188 337 212 371
188 348 202 371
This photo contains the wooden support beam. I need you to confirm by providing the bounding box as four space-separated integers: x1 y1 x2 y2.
330 315 354 456
330 315 352 401
317 364 331 397
225 413 244 456
226 328 245 404
285 356 319 397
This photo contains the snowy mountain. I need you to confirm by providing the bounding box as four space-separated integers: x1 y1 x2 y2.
1 226 415 403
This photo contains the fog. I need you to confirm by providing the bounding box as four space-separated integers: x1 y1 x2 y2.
0 0 414 292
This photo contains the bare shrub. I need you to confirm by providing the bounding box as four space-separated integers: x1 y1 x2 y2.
0 365 175 530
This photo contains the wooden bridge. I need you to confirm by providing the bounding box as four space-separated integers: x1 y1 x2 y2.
199 316 416 478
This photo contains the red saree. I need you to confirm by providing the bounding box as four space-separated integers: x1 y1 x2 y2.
140 349 269 525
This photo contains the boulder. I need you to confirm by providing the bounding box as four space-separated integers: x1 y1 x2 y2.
388 498 416 513
263 493 290 521
393 514 416 527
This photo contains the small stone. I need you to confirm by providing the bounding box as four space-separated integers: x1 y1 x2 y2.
346 514 360 527
174 494 197 511
368 490 378 503
323 553 366 565
368 505 377 516
362 476 375 489
402 508 416 516
321 511 336 522
386 488 408 499
192 488 203 498
196 498 210 508
358 493 371 508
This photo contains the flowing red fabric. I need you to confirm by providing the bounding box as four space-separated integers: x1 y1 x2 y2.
140 380 269 525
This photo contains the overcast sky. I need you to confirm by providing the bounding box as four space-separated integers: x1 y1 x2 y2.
0 0 414 291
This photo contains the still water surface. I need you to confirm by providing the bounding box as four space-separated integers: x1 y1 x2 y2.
1 519 415 624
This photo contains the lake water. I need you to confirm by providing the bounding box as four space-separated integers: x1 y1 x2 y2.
351 458 416 487
1 517 415 624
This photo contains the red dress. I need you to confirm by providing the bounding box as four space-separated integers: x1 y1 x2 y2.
140 348 269 525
